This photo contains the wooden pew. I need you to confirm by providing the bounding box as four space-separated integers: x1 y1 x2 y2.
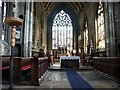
1 55 10 81
1 56 31 83
1 55 10 69
1 56 32 83
1 56 49 85
13 57 32 83
31 57 49 85
93 57 120 82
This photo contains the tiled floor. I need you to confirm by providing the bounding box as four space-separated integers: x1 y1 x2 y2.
77 71 120 89
40 71 71 88
2 61 120 90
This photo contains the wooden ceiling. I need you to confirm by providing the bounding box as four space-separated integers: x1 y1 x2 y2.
43 2 87 15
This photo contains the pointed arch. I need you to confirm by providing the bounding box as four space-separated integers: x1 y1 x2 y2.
52 10 73 51
47 3 80 52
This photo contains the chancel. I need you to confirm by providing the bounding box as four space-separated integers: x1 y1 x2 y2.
0 1 120 89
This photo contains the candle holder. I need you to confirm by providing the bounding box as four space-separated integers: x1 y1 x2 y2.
5 17 23 90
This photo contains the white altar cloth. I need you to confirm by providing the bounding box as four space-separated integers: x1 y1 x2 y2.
60 56 80 63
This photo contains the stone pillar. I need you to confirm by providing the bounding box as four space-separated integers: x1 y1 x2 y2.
24 2 30 57
23 1 34 57
108 2 116 57
34 17 40 49
33 14 37 46
118 2 120 57
86 3 97 53
39 8 43 49
0 2 2 40
104 2 116 57
47 23 52 50
28 2 33 57
76 29 79 54
104 2 110 56
113 2 119 56
0 2 4 56
42 17 47 53
33 3 42 50
79 13 85 53
73 27 75 51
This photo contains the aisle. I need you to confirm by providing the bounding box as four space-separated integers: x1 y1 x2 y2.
40 61 119 89
39 70 119 89
2 61 120 90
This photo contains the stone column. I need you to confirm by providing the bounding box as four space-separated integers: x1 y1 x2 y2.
108 2 116 57
104 2 115 57
33 3 41 50
104 2 110 56
113 2 119 56
118 2 120 57
23 1 34 57
0 2 3 55
0 2 2 40
28 2 33 57
42 16 47 53
86 3 97 53
24 2 30 57
73 28 75 51
79 13 85 53
74 25 79 54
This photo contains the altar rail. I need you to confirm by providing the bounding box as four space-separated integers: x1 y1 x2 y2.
1 56 49 85
93 57 120 82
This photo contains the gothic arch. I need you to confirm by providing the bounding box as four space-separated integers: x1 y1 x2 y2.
47 2 80 52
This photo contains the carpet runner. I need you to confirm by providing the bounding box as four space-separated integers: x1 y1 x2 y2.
66 69 93 90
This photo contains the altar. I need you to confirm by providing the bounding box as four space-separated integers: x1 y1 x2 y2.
60 56 80 68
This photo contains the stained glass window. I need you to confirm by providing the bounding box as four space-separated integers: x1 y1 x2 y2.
84 21 88 53
97 2 105 51
52 10 73 51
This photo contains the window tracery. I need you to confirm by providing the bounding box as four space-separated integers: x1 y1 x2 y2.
52 10 73 51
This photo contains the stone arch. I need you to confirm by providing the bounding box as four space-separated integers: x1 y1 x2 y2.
47 2 80 53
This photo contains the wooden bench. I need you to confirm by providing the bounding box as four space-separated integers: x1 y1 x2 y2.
1 56 49 85
93 57 120 82
31 57 49 85
13 57 32 83
1 56 10 70
1 56 32 83
1 55 10 81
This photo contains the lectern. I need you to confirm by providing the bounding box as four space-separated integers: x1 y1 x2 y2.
5 17 23 90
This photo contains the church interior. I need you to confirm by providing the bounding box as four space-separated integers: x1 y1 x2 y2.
0 1 120 89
